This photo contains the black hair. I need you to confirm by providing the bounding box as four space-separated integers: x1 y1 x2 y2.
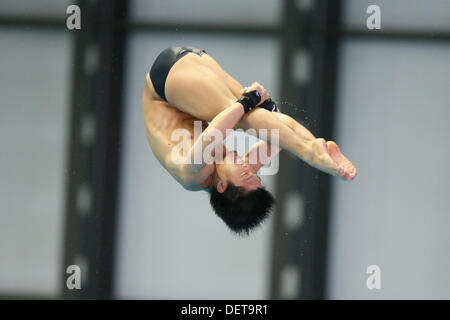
208 182 275 236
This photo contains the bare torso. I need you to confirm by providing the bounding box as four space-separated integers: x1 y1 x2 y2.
143 51 358 186
142 52 243 190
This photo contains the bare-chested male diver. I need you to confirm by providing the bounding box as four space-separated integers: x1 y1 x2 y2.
143 46 356 235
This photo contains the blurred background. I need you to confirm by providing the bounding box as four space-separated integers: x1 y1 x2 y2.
0 0 449 300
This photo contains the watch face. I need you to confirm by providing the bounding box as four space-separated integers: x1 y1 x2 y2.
251 90 260 103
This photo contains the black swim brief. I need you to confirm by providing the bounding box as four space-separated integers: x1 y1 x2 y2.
149 46 207 102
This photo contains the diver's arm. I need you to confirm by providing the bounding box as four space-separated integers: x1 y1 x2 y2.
185 87 270 173
184 102 245 174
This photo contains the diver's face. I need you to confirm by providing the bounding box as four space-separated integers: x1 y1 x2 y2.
216 151 262 192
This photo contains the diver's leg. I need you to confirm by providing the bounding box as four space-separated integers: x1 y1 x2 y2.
163 53 237 121
162 53 356 180
236 108 356 180
163 63 312 163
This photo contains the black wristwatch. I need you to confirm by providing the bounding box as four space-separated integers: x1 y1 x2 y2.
236 90 261 113
259 98 278 112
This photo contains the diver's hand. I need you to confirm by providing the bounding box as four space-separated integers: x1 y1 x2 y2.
239 82 270 107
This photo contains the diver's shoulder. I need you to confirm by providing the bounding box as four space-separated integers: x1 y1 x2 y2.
178 163 214 192
182 183 206 192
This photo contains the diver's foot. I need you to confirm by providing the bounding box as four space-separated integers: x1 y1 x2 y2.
308 138 357 181
326 141 357 181
308 138 342 177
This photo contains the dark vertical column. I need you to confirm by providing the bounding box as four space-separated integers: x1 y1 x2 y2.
62 0 128 299
270 0 341 300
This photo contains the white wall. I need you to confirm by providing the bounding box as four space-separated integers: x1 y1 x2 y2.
115 32 280 299
131 0 281 27
0 29 71 296
327 39 450 299
0 0 72 18
343 0 450 31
